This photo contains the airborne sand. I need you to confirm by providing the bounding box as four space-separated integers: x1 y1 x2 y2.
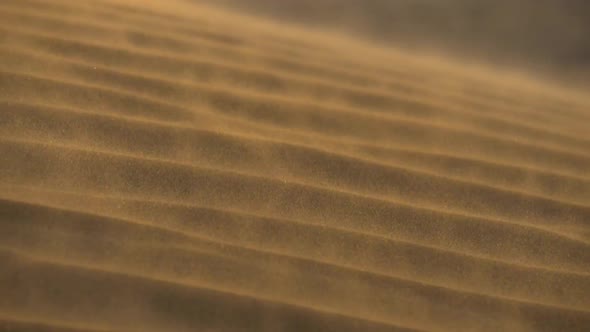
0 0 589 331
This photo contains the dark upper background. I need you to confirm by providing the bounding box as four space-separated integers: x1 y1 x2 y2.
190 0 590 86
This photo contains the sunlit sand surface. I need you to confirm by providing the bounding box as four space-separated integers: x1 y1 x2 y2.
1 0 589 331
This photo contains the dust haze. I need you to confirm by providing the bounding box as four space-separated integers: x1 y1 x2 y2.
194 0 590 85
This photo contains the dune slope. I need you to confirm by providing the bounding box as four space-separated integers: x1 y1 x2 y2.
0 0 589 331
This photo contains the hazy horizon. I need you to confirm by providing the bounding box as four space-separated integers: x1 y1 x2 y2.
191 0 590 85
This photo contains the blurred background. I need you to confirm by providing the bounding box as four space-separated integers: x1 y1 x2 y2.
192 0 590 86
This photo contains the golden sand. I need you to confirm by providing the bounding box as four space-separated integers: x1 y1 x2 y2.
0 0 589 331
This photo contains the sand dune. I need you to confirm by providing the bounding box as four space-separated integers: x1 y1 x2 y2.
1 0 589 331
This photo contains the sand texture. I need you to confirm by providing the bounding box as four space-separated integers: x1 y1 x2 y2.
1 0 590 331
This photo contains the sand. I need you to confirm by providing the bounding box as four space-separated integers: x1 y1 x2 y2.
0 0 589 331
